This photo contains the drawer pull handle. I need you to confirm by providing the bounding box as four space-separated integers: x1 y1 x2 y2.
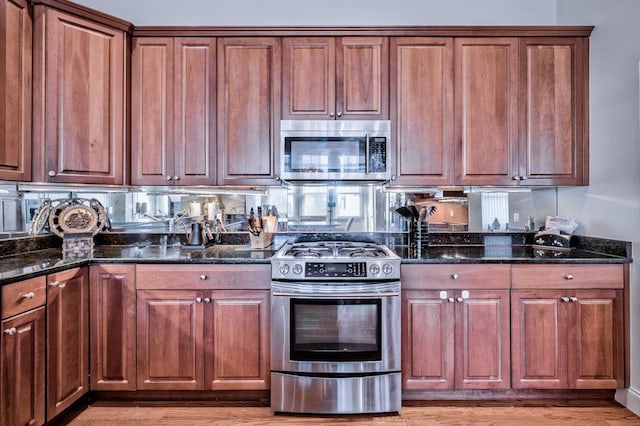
22 292 35 299
565 274 574 280
49 281 66 288
199 275 207 281
4 327 17 336
561 296 570 303
451 273 460 280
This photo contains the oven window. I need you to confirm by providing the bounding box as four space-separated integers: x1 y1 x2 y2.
290 299 381 362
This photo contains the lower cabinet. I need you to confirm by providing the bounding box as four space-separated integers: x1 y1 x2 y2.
511 264 624 389
1 304 46 426
401 265 511 390
90 265 136 391
46 267 89 421
135 264 270 391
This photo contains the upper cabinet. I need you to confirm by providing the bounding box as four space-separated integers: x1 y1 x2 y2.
454 36 588 186
454 38 519 186
32 4 129 184
519 38 587 186
217 37 281 185
0 0 32 182
282 37 389 120
390 37 454 186
131 37 217 186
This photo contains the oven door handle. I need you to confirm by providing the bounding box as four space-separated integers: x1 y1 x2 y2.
365 134 370 174
271 292 399 298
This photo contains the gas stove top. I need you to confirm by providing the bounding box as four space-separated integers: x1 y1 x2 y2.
272 241 401 281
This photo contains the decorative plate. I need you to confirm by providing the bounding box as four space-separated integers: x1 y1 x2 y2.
48 198 109 237
29 198 52 236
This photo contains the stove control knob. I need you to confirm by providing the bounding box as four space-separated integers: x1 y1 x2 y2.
292 264 303 275
369 264 381 275
279 264 290 276
382 263 394 275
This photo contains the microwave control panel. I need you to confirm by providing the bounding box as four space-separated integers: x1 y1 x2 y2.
368 137 387 173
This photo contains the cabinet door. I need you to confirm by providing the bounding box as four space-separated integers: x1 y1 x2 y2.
519 38 587 185
33 8 125 184
337 37 389 119
455 38 519 186
282 37 335 119
131 37 175 185
511 290 567 389
46 268 89 421
0 0 31 182
90 265 136 391
217 38 281 185
455 290 510 389
1 307 45 426
390 37 453 185
136 290 203 390
174 38 217 185
204 290 269 390
402 290 455 390
569 289 623 389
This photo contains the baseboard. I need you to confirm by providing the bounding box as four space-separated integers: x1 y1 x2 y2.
616 387 640 416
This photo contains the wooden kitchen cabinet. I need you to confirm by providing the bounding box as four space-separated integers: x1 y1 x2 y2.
46 267 89 421
131 37 217 185
518 38 588 185
511 264 624 389
136 265 270 391
217 38 281 185
282 37 389 120
0 0 32 182
1 276 46 426
390 37 454 185
90 265 136 391
401 265 510 390
454 38 519 186
31 5 128 184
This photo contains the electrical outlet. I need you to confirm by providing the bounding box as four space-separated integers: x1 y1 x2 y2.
513 212 520 222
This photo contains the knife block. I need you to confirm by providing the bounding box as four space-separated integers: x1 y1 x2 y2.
249 231 274 249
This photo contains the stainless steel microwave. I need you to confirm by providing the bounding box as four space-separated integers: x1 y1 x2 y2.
280 120 391 181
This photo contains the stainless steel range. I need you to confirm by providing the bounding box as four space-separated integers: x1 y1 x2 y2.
270 240 402 415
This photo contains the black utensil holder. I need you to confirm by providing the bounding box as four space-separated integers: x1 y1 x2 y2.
409 221 428 256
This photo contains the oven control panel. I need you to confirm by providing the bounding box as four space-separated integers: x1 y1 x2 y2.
305 262 367 278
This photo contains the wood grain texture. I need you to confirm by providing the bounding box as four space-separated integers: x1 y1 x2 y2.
55 402 639 425
401 264 510 290
511 264 624 289
390 37 453 185
1 275 46 319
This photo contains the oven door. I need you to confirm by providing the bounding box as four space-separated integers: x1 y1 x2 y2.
270 281 401 374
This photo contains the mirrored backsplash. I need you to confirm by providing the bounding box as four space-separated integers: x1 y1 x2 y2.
1 183 559 238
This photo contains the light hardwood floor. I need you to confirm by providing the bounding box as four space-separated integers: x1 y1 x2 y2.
55 402 640 425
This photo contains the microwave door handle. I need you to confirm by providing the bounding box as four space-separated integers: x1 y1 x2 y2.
365 134 370 174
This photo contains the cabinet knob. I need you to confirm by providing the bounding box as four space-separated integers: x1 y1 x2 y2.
199 275 207 281
3 327 17 336
521 176 528 181
512 175 520 181
561 296 570 303
204 297 211 303
329 112 335 117
565 274 574 280
166 176 173 181
49 281 66 288
336 111 343 117
439 290 448 300
451 273 460 280
448 297 455 303
48 170 57 177
569 296 578 303
390 175 396 181
196 297 202 303
174 176 180 181
22 292 35 299
456 296 464 303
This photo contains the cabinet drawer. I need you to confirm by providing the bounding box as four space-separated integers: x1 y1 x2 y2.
401 264 510 290
136 264 271 290
511 264 624 289
2 276 47 319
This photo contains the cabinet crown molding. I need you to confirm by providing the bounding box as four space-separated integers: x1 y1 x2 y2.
31 0 134 32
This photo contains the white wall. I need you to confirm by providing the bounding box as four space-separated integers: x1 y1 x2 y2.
72 0 556 26
556 0 640 415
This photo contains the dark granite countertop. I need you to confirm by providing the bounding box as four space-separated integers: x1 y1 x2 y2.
0 232 631 285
